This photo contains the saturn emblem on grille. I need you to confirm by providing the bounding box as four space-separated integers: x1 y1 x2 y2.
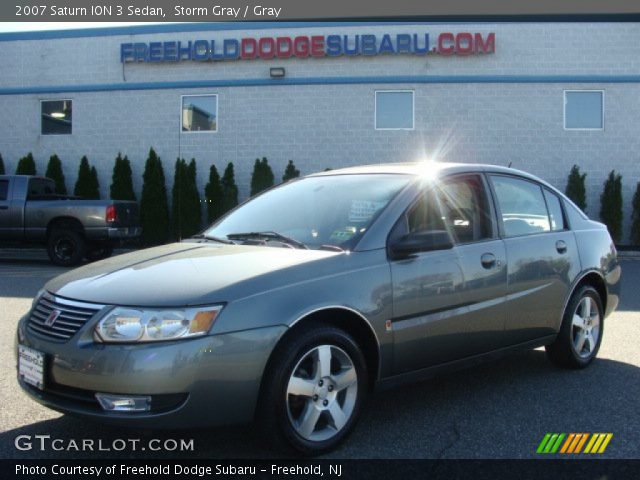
45 309 61 327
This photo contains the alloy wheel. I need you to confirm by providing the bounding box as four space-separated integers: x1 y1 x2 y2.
571 296 601 358
286 344 358 442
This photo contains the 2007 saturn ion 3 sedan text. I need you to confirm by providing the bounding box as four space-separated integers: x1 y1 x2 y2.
16 163 621 454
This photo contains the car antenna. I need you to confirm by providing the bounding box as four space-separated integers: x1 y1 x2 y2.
508 162 513 168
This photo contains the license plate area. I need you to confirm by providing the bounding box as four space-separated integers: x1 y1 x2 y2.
18 345 45 390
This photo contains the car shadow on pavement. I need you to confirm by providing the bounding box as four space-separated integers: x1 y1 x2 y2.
2 349 639 459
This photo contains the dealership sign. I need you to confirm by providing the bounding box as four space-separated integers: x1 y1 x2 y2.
120 32 495 63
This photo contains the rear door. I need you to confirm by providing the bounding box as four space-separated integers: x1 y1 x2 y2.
488 174 580 343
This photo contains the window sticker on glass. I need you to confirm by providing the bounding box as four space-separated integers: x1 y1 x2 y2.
349 200 387 223
330 227 357 242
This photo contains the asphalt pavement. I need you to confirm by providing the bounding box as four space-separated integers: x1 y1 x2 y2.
0 251 638 459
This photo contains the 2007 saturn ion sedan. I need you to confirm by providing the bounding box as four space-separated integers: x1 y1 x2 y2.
16 162 620 454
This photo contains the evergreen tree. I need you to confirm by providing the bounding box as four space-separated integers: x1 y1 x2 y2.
15 153 36 175
110 153 136 201
250 157 274 196
89 166 100 199
171 159 201 240
565 164 587 213
631 182 640 246
205 164 224 223
0 154 5 175
186 159 202 235
171 158 187 240
600 170 623 243
282 160 300 182
74 156 100 199
221 162 239 214
45 154 67 195
140 148 170 246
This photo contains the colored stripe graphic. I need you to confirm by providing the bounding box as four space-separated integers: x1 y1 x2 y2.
538 433 613 454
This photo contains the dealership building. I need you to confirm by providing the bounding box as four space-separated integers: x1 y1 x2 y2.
0 22 639 240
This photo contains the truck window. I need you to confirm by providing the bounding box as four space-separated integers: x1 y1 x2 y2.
0 180 8 201
27 178 57 199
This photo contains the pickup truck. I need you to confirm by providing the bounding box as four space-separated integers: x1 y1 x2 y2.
0 175 140 266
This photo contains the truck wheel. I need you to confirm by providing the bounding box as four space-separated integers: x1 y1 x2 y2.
47 229 86 267
85 244 114 262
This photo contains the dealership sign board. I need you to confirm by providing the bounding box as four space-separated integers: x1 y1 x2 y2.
121 32 496 63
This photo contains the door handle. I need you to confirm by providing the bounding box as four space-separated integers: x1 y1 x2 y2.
556 240 567 254
481 253 497 269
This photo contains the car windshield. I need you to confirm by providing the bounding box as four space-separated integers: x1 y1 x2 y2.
205 174 411 250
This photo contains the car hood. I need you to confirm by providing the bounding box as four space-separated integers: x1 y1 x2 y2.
45 243 339 307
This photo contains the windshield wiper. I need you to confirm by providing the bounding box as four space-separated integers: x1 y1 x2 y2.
226 231 308 249
190 234 235 245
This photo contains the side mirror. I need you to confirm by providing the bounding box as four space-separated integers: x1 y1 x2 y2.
389 230 453 259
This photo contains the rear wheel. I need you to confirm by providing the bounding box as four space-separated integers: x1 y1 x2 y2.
46 229 85 267
546 285 603 369
259 324 368 455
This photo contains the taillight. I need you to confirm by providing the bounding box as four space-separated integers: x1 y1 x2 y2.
106 205 117 223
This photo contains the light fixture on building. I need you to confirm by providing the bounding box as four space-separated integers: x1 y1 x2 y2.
51 112 66 119
270 67 285 78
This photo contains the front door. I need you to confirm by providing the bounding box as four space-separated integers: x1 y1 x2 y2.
390 174 508 374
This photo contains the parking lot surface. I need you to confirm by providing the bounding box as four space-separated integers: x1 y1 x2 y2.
1 252 638 459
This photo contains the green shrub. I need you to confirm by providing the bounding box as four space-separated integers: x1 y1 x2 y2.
140 148 170 246
74 156 100 199
282 160 300 182
205 164 224 223
15 153 36 175
565 164 587 212
171 158 201 240
250 157 275 196
631 182 640 246
221 162 239 213
0 154 5 175
45 154 67 195
110 153 136 201
600 170 623 243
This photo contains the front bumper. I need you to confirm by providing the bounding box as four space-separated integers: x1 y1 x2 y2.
17 317 286 429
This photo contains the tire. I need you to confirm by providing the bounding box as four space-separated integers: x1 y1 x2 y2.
258 323 368 455
85 244 114 262
46 229 86 267
546 285 604 369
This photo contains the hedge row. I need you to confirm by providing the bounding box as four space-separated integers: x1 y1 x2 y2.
0 150 302 246
4 152 636 245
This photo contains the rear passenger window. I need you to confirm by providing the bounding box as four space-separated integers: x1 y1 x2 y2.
544 190 566 231
0 180 8 201
491 176 551 237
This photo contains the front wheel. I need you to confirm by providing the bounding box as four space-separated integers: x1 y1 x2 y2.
546 285 604 369
259 324 368 455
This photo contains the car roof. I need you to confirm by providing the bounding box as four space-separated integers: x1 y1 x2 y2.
309 162 546 184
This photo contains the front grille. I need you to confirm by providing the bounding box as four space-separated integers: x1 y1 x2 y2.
27 293 103 342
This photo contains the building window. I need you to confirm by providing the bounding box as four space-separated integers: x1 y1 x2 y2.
41 100 72 135
182 95 218 132
375 91 414 130
564 90 604 130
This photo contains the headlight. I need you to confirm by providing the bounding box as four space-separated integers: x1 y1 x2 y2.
94 305 223 343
